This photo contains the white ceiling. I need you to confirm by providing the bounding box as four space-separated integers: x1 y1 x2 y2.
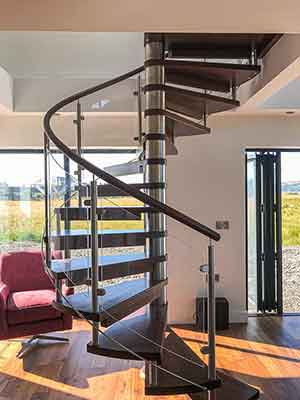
0 1 300 32
0 32 144 78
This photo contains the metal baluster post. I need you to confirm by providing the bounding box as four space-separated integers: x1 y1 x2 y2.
63 155 71 259
90 176 99 345
43 132 51 267
73 101 84 207
250 41 258 66
208 239 216 381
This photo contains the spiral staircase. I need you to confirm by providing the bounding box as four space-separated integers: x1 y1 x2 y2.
42 33 281 399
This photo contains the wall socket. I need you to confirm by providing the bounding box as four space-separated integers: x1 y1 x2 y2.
216 220 229 230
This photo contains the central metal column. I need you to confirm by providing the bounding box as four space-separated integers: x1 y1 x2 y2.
73 101 84 207
144 33 167 305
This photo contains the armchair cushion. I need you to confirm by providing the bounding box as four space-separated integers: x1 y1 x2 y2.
7 289 61 325
0 251 53 293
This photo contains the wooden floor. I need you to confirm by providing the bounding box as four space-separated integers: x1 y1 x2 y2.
0 316 300 399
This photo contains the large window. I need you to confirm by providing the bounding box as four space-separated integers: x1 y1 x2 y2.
0 149 140 253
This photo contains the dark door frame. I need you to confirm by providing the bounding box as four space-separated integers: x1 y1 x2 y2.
245 149 283 315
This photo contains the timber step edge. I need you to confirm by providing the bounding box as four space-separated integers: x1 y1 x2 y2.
51 229 166 250
87 304 167 361
145 330 220 395
166 85 240 120
55 206 158 221
50 252 166 282
165 60 261 93
52 277 168 327
76 182 166 197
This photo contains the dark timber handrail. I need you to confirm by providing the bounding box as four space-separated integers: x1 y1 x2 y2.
43 66 220 242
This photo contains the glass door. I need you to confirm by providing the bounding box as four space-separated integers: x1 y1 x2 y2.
246 153 258 313
246 151 282 314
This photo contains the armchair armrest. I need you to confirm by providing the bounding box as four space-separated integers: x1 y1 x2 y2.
0 283 9 338
0 283 9 311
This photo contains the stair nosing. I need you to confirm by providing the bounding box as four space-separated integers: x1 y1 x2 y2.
86 304 168 361
165 59 261 72
52 278 168 324
50 253 166 280
165 84 240 106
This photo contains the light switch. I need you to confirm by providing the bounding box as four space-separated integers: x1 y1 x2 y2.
216 221 229 230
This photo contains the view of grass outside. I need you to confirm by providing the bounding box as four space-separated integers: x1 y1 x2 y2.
281 190 300 313
247 193 300 249
0 150 143 252
0 197 144 246
282 193 300 246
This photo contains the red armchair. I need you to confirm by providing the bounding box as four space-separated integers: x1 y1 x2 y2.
0 250 73 357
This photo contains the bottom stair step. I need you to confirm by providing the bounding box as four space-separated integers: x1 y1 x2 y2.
87 304 167 361
189 371 259 400
145 331 220 395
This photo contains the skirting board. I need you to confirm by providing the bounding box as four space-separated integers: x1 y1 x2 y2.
169 309 248 325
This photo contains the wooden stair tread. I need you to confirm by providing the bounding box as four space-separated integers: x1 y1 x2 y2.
87 304 167 361
165 60 261 92
104 160 144 177
164 33 282 59
145 331 219 395
189 370 259 399
77 182 165 198
165 110 210 136
52 228 149 236
166 85 239 120
51 229 166 250
50 252 165 281
53 277 167 327
55 206 157 221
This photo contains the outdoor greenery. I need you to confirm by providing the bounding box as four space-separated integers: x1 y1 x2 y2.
1 193 300 247
282 193 300 247
0 197 143 244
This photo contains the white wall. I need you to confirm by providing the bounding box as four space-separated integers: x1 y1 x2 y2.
167 113 300 324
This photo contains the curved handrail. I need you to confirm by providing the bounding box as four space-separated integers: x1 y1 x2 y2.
43 67 220 242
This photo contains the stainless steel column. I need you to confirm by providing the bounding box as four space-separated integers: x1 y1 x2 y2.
137 74 143 145
144 33 167 304
90 176 99 345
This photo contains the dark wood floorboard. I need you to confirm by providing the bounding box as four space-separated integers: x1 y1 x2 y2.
0 316 299 399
